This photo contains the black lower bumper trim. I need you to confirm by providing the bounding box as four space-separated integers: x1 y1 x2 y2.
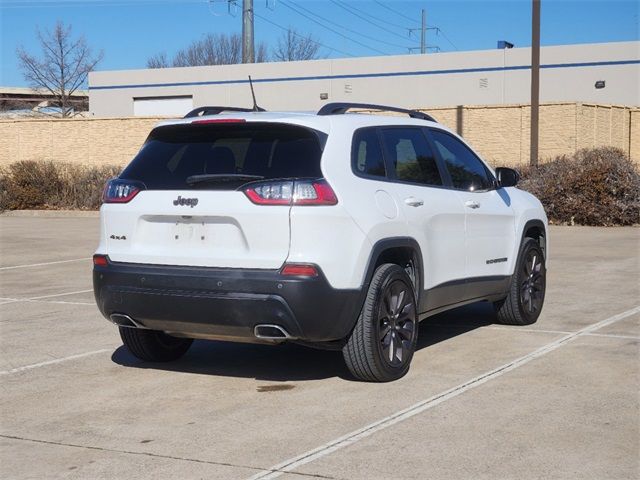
93 260 362 343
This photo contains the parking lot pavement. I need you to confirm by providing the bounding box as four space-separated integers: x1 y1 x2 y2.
0 216 638 480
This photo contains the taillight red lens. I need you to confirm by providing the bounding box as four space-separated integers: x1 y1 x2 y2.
295 180 338 205
281 264 319 277
243 180 337 206
93 254 108 267
103 179 144 203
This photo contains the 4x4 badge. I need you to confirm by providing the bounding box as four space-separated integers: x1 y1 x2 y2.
173 196 198 208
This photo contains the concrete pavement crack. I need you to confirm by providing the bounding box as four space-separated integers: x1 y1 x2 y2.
0 434 337 479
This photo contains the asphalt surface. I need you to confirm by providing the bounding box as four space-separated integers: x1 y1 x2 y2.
0 215 638 480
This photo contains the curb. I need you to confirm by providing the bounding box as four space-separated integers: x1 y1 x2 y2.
0 210 99 218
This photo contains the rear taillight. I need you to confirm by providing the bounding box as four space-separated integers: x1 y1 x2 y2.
103 179 145 203
243 179 337 206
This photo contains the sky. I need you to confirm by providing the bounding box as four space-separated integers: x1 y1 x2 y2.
1 0 638 87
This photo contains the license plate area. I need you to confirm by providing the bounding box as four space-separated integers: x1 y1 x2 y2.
171 217 207 245
138 215 249 251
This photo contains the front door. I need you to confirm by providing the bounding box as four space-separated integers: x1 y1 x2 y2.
427 129 516 294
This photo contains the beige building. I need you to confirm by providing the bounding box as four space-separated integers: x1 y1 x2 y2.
89 41 639 117
3 41 636 170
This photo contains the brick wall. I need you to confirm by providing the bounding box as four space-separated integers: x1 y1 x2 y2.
0 103 637 168
630 109 640 163
0 116 163 168
421 103 637 166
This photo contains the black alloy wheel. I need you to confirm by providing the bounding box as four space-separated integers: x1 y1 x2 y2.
343 263 418 382
520 248 545 316
378 280 416 367
495 237 546 325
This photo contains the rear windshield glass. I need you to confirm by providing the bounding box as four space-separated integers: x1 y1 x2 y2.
120 122 325 189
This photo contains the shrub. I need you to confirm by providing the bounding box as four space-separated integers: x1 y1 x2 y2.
519 147 640 226
0 160 121 211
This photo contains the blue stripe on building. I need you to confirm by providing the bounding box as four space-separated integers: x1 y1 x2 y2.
89 59 640 91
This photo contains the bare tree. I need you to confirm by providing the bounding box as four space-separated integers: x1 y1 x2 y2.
17 21 103 117
147 52 169 69
255 43 269 64
148 33 269 68
272 28 320 62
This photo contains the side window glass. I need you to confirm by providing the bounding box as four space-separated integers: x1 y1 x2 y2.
381 128 442 186
429 130 492 191
352 128 386 178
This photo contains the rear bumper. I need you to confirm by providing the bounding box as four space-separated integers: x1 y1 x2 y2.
93 259 362 343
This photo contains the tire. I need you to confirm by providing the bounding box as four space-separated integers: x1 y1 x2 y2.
119 327 193 362
494 237 546 325
343 264 418 382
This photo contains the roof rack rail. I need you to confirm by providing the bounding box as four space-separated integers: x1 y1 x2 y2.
317 102 436 122
184 105 266 118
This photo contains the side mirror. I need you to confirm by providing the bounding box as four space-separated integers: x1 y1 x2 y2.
495 167 519 188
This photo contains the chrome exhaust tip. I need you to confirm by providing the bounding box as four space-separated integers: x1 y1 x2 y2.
110 313 147 329
254 324 294 341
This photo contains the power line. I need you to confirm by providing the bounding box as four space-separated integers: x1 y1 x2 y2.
370 0 458 52
1 0 205 7
335 0 417 31
288 0 413 51
279 0 388 55
374 0 416 23
253 11 356 58
436 28 459 51
329 0 418 43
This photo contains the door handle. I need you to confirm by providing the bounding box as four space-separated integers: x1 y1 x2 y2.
465 200 481 209
404 197 424 207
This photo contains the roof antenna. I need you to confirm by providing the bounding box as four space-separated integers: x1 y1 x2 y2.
248 76 264 112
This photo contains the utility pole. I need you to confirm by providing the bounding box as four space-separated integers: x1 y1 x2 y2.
242 0 255 63
420 9 426 54
530 0 541 166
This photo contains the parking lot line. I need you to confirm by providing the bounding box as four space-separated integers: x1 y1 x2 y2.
247 305 640 480
486 325 572 335
424 323 638 340
24 289 93 300
0 289 94 306
0 297 95 307
0 349 112 376
0 257 91 271
585 332 640 340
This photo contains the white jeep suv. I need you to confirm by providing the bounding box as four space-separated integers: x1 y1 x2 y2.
93 103 547 382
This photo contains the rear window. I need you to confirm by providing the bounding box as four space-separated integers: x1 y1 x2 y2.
120 122 325 189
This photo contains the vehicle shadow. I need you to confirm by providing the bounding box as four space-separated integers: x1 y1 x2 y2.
416 301 496 351
111 301 497 382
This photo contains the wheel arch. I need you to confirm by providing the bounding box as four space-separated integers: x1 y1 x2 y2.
521 219 547 262
360 237 424 299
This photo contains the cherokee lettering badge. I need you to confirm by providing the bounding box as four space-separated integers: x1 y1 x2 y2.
173 196 198 208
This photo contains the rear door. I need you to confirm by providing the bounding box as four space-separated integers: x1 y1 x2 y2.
427 128 516 280
379 127 467 300
101 122 324 269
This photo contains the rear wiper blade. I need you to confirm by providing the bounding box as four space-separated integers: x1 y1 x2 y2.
186 174 264 185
